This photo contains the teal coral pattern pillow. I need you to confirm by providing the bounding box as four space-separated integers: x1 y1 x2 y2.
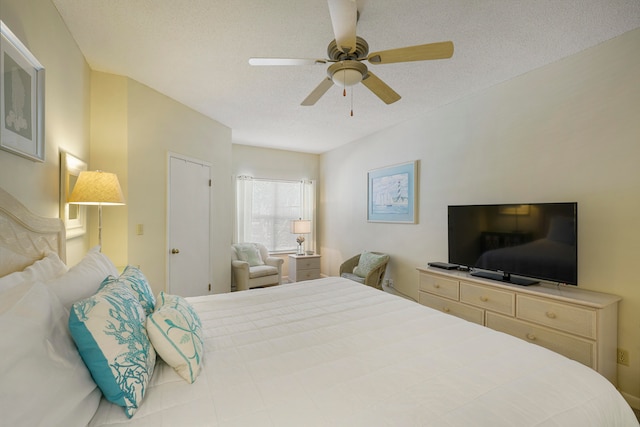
235 243 264 267
69 282 156 418
147 292 204 383
353 251 387 278
100 265 156 316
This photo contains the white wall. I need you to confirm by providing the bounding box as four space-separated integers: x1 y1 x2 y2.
320 28 640 403
0 0 91 264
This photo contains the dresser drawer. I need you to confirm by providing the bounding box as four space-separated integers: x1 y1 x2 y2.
517 295 597 339
486 312 595 369
460 282 515 316
419 292 484 325
296 257 320 270
419 274 459 300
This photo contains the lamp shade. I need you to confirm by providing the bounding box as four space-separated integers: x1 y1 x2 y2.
68 170 125 205
291 219 311 234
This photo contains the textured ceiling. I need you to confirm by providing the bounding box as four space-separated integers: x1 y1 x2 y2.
52 0 640 154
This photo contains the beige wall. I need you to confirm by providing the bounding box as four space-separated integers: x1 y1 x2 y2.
90 73 233 295
0 0 233 293
89 73 129 266
0 0 91 264
232 144 319 181
320 28 640 404
231 144 320 278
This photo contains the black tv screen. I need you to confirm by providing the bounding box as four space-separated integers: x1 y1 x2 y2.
448 203 577 285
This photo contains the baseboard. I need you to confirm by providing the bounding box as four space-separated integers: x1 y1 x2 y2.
621 390 640 410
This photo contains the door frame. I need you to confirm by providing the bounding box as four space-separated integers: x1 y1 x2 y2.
166 151 212 294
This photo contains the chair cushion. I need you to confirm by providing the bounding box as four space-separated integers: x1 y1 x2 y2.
353 251 387 278
234 243 265 267
248 265 278 279
341 272 365 284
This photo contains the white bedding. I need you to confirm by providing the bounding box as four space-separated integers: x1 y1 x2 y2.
88 277 637 427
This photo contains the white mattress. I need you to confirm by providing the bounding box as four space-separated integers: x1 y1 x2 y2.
89 277 637 426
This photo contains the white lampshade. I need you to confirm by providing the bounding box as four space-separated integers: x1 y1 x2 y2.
67 170 125 251
68 171 125 205
291 219 311 234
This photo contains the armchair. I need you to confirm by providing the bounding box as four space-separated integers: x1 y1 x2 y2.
339 251 390 290
231 243 283 291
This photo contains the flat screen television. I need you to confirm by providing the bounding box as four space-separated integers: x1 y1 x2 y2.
448 203 577 286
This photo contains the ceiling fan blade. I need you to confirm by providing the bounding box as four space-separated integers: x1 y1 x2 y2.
368 41 454 64
249 58 327 66
301 77 334 106
327 0 357 54
361 71 401 104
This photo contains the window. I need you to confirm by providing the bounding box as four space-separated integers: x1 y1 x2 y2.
235 177 315 253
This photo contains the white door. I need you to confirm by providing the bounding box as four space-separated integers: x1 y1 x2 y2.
168 154 211 297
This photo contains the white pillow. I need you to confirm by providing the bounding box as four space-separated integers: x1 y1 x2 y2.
0 281 101 427
48 246 119 308
147 292 204 383
69 281 156 418
0 251 67 291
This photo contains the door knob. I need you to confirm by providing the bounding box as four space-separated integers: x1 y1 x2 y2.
171 248 180 254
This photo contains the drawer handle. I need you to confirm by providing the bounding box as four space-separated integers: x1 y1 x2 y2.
545 311 557 319
443 307 450 313
479 296 488 302
434 284 440 289
526 333 536 341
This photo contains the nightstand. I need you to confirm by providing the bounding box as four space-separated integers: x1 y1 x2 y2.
288 254 321 282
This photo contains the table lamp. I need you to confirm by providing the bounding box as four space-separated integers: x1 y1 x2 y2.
291 219 311 255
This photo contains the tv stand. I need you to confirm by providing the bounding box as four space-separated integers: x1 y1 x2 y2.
416 267 621 386
470 270 538 286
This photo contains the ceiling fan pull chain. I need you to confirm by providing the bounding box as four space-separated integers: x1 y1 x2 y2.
343 69 347 97
350 87 354 117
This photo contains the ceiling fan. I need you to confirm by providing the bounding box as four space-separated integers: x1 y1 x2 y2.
249 0 454 106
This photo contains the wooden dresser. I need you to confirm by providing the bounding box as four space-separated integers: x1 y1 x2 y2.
417 267 621 385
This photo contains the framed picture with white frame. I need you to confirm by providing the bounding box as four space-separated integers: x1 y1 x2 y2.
367 160 418 223
0 21 45 162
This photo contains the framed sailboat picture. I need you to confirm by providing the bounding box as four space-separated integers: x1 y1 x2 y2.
367 160 418 223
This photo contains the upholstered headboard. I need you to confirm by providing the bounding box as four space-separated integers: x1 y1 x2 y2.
0 187 66 276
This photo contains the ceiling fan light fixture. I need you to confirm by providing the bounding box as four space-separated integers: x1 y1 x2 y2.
333 68 362 86
328 60 366 87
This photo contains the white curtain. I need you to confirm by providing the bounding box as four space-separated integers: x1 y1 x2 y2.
301 179 316 253
234 175 254 244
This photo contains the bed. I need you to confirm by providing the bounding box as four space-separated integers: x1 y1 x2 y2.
1 187 637 427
